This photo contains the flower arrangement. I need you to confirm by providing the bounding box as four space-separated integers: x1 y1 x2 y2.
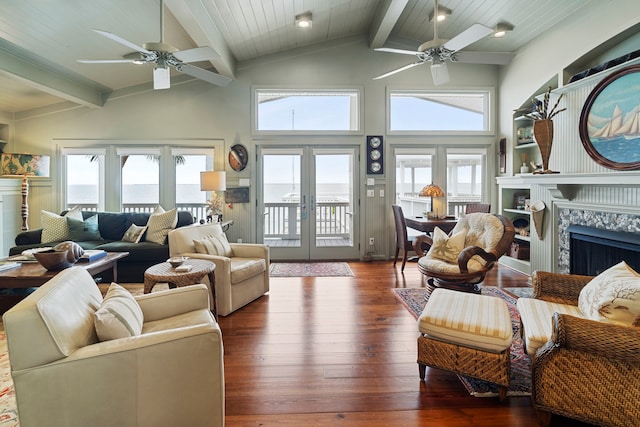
525 86 566 120
205 193 224 216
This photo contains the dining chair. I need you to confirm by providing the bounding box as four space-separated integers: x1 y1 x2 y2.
465 203 491 214
392 205 418 271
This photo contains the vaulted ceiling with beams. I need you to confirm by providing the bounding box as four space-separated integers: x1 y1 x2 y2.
0 0 595 115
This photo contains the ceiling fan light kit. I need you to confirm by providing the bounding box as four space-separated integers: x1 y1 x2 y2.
77 0 231 90
374 0 515 85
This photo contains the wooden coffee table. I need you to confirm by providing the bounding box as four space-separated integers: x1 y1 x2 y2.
0 252 129 288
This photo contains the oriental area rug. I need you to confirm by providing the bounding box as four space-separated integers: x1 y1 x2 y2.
392 286 531 397
269 262 354 277
0 331 18 426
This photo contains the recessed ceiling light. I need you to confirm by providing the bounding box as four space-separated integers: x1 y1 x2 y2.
429 5 452 22
493 22 514 38
295 11 312 29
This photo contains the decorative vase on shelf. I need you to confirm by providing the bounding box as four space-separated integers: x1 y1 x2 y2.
520 163 530 174
533 119 557 174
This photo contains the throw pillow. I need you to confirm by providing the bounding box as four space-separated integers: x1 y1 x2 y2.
145 207 178 244
122 223 147 243
193 234 233 257
67 215 102 241
578 261 640 327
94 282 144 341
40 206 81 243
426 226 467 263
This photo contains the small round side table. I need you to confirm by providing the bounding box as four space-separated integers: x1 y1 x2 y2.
144 259 217 318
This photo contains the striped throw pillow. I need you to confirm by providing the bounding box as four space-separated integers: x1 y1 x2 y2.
144 206 178 244
40 206 83 243
193 234 233 257
94 283 144 341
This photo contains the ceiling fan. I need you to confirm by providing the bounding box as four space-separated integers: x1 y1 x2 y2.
374 0 515 85
78 0 231 90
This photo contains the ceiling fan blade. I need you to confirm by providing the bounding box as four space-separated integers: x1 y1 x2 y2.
176 64 232 87
374 62 423 80
455 51 515 65
375 47 422 56
77 59 138 64
174 46 220 63
443 24 493 52
430 62 449 85
92 29 154 55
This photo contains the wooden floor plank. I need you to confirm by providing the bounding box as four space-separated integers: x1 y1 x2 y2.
218 261 591 426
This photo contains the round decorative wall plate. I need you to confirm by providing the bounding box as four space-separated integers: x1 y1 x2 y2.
369 136 381 148
228 144 248 171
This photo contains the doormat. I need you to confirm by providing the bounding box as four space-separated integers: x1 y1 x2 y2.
269 262 354 277
392 286 531 397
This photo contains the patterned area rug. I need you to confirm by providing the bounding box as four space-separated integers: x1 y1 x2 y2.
269 262 354 277
392 286 531 397
0 331 18 426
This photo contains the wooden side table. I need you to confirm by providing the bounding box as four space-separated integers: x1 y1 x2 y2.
143 259 217 319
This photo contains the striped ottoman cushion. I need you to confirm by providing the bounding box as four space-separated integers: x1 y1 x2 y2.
418 288 512 353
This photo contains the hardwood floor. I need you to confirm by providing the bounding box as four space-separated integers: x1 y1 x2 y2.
218 261 592 427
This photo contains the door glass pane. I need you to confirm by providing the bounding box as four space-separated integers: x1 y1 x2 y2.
121 155 159 212
314 153 353 247
446 152 484 217
65 154 103 211
263 154 301 247
175 154 208 222
395 154 433 216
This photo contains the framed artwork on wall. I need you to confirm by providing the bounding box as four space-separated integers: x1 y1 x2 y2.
579 64 640 170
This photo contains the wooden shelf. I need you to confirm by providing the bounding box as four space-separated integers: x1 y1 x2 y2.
504 208 531 215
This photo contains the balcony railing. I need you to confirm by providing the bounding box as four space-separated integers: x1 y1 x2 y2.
67 203 208 223
264 201 351 240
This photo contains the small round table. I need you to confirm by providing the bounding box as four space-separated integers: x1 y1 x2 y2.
144 259 217 318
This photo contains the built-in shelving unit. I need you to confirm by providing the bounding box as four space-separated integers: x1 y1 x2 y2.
497 182 531 275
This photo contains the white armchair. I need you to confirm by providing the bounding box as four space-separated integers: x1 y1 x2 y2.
168 223 270 316
3 267 225 427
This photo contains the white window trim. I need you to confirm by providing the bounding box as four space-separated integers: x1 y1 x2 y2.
386 87 495 136
251 86 364 136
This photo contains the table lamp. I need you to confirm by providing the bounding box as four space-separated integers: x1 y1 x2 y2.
200 171 226 222
419 183 445 219
1 153 50 231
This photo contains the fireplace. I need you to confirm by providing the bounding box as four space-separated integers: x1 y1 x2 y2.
567 225 640 275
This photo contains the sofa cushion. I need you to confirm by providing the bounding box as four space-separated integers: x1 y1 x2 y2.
94 282 144 341
516 297 583 356
426 226 466 263
230 258 267 284
578 261 640 327
145 207 178 245
194 234 233 257
95 241 169 262
97 213 131 241
67 215 102 241
41 206 83 243
122 223 147 243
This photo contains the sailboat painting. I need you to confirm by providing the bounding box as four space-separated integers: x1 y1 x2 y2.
580 64 640 170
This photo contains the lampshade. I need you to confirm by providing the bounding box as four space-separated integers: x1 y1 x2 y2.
419 184 445 198
1 153 50 177
200 171 227 192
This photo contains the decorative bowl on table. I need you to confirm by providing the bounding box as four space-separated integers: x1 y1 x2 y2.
33 250 74 271
167 256 189 268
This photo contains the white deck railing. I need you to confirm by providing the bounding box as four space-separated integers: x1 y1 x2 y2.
264 201 350 240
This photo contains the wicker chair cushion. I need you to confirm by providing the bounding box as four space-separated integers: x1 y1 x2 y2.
418 256 485 274
577 261 640 327
425 227 466 262
516 298 582 356
418 288 512 353
452 212 504 251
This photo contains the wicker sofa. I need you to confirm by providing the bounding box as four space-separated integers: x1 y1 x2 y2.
9 210 194 283
517 269 640 427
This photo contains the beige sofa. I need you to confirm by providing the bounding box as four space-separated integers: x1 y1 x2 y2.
168 223 270 316
3 267 225 427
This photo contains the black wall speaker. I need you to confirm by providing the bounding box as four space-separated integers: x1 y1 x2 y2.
366 135 383 174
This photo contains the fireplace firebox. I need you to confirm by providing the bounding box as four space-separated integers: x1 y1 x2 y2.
568 225 640 276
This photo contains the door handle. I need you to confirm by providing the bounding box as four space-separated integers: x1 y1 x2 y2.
301 195 307 220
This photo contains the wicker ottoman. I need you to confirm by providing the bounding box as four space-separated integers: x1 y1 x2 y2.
417 288 513 401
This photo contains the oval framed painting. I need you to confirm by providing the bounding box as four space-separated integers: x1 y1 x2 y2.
579 64 640 170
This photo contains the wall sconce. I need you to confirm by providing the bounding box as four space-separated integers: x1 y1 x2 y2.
1 153 50 230
493 22 514 38
295 11 312 29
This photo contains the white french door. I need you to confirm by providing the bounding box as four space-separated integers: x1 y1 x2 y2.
258 146 359 260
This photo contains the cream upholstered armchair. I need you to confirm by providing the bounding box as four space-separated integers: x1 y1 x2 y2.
168 223 269 316
417 213 515 293
3 267 225 427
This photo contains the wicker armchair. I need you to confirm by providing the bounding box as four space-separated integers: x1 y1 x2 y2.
521 271 640 427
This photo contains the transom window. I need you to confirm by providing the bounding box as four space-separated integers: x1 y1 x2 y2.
254 89 360 132
389 90 491 132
